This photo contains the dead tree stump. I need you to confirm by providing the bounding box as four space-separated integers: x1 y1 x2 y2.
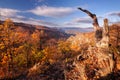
64 8 114 80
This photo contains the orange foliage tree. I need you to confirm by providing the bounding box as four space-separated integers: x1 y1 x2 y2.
0 19 16 77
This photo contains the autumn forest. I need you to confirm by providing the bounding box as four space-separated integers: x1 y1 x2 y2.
0 14 120 80
0 1 120 79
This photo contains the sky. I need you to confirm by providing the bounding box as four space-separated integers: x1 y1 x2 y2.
0 0 120 28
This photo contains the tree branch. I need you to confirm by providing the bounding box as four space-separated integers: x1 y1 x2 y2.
78 8 99 30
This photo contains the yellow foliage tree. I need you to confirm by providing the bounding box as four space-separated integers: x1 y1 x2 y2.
0 19 16 77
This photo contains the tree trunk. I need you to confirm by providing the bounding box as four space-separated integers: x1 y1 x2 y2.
64 8 114 80
78 8 103 43
78 8 109 47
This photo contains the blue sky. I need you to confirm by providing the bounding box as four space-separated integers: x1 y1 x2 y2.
0 0 120 28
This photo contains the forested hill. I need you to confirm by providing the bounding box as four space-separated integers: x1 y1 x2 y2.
0 19 70 79
0 20 69 39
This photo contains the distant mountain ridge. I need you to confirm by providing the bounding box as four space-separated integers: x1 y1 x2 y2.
0 20 70 40
0 20 94 35
58 27 94 34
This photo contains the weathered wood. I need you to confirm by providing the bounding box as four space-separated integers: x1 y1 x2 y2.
78 8 99 30
64 8 114 80
95 19 109 47
103 19 109 47
103 19 109 35
78 8 110 47
78 8 103 43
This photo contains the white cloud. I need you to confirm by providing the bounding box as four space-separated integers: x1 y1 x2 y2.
73 17 92 23
64 17 92 25
0 8 27 24
8 16 60 27
25 18 60 27
106 11 120 17
28 6 75 18
37 0 44 2
103 11 120 24
2 15 60 27
63 17 93 28
34 0 45 5
0 8 26 23
0 7 60 27
0 8 20 17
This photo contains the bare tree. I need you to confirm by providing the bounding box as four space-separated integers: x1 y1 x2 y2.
78 8 109 47
78 8 99 29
